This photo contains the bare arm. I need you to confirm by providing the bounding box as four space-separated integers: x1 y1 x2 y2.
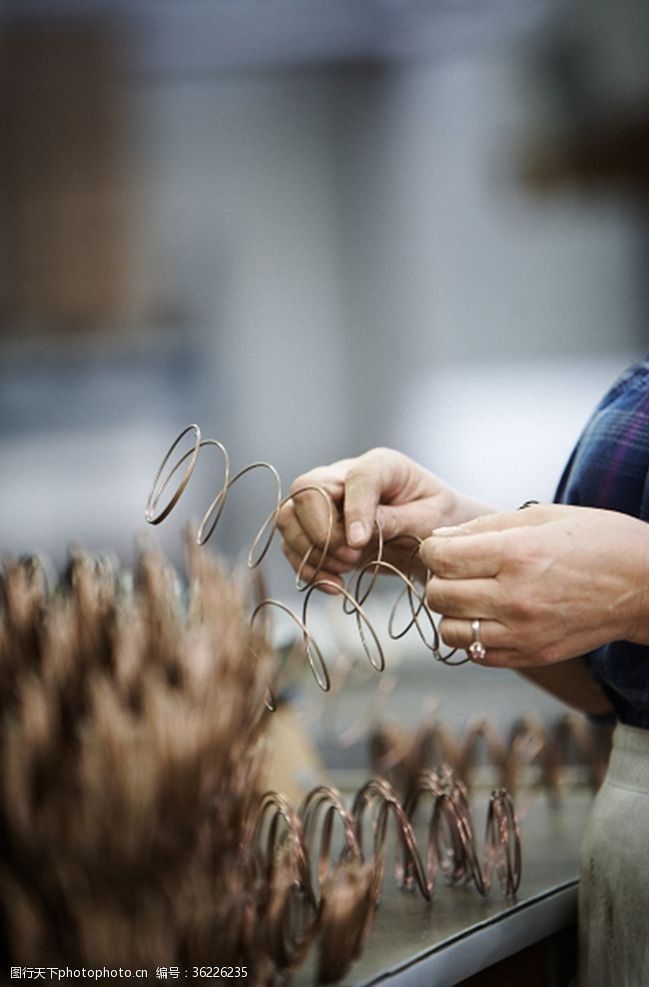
518 658 613 716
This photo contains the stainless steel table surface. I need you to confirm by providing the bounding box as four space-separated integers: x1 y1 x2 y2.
294 790 593 986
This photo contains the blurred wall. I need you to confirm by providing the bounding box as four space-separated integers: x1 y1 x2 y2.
0 5 646 585
126 39 644 578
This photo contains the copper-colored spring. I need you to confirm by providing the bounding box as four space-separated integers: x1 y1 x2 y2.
0 551 522 986
144 426 469 708
253 769 521 980
369 712 612 801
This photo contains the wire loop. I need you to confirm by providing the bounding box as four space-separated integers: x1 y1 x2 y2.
252 770 521 963
286 485 335 591
145 426 484 704
303 578 386 674
250 599 329 710
145 424 202 525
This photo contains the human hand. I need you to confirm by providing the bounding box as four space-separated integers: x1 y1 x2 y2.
277 448 493 590
420 503 649 667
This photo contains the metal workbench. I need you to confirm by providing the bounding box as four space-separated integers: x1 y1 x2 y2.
296 791 592 986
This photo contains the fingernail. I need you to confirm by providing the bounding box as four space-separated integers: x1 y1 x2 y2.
348 521 367 546
432 525 460 536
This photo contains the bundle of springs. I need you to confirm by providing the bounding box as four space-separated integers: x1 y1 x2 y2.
254 770 520 982
141 426 522 978
369 712 614 803
0 543 521 986
0 422 526 985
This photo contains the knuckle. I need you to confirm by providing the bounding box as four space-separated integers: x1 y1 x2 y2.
276 503 291 532
354 446 398 480
363 445 394 462
429 547 453 578
507 531 543 570
289 473 310 496
505 586 536 622
344 470 365 491
290 471 332 501
513 601 536 627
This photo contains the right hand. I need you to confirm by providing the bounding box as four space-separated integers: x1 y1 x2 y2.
276 447 493 590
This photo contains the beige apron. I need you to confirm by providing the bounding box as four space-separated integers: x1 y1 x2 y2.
579 723 649 986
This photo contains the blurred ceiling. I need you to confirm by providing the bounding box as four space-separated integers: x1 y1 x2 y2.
1 0 557 74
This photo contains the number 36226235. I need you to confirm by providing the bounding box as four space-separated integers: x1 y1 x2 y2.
192 968 248 979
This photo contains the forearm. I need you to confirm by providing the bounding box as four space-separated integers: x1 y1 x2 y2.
624 527 649 647
517 658 614 716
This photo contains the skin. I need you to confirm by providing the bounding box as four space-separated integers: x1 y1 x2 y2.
277 447 493 590
421 503 649 667
277 449 649 716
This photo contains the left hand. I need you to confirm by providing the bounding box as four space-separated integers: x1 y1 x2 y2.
420 503 649 667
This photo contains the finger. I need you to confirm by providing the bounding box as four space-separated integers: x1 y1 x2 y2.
438 616 508 650
276 500 304 549
278 496 354 561
282 539 349 579
380 540 426 581
276 503 314 560
281 541 344 592
438 616 520 668
343 448 411 548
377 501 445 542
471 649 524 668
420 531 505 579
343 469 383 548
432 503 570 538
425 576 502 619
472 647 555 668
279 504 360 569
288 480 348 550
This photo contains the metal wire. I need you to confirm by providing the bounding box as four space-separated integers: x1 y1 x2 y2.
1 547 528 985
369 712 612 803
252 768 521 975
144 425 466 706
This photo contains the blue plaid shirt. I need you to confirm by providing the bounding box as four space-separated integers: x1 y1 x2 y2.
555 355 649 728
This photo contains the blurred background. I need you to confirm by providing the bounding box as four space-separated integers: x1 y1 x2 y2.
2 0 649 773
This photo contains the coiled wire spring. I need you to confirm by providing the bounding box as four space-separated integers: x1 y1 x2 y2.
253 769 520 980
145 425 468 708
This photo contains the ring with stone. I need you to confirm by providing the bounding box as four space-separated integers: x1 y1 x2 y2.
468 619 486 662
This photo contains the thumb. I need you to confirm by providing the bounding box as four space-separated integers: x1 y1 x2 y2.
342 449 433 546
374 501 441 542
343 464 383 547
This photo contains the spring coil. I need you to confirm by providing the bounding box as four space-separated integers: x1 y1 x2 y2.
145 425 468 707
253 769 520 978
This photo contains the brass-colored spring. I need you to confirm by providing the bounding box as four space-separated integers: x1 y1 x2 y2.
144 425 467 707
252 769 521 979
